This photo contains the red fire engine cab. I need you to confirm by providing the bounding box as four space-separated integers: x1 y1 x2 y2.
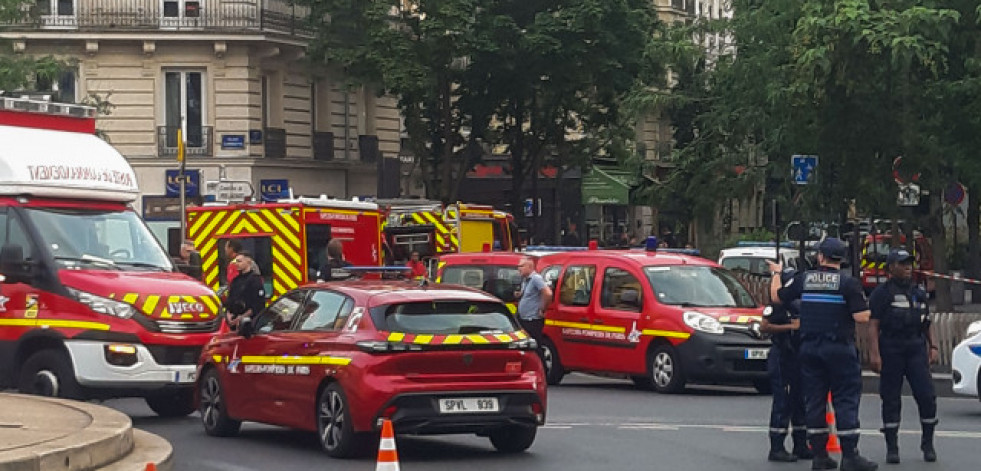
0 97 220 416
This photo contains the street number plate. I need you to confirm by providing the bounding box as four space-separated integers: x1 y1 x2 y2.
744 348 769 360
438 397 499 414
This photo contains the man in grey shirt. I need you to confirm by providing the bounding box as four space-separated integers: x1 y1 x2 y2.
516 256 552 357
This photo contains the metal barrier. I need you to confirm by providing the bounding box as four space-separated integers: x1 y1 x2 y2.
730 272 979 371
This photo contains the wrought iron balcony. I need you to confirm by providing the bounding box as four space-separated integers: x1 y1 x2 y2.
157 126 214 157
1 0 314 36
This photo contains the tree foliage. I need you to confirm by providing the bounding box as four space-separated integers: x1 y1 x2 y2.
302 0 659 211
0 0 63 92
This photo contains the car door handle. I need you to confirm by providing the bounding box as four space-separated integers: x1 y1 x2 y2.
579 317 589 323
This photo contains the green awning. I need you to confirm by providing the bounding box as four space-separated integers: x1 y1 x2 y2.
581 166 636 205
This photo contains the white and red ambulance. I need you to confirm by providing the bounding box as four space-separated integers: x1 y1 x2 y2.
0 97 220 416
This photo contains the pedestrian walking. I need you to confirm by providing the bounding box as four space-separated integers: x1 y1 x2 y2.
769 238 878 471
515 256 552 359
223 252 265 329
761 267 812 462
868 248 938 463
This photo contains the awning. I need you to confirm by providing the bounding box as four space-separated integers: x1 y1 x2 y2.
581 166 637 205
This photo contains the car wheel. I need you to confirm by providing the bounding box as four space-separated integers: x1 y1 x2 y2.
317 383 361 458
18 349 83 399
489 425 537 453
199 369 241 437
647 344 686 394
753 379 773 395
540 338 565 385
146 388 196 417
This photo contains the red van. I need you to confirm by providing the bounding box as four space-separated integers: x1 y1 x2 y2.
537 244 770 393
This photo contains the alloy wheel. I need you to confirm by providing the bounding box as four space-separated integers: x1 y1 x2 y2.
652 352 674 387
319 390 345 451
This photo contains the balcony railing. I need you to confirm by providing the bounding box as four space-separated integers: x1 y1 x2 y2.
1 0 314 36
157 126 214 157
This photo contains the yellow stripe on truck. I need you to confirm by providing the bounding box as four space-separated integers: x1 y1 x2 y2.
545 319 627 334
240 355 352 366
0 319 110 331
641 329 691 339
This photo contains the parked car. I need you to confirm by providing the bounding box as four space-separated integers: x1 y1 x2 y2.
195 276 546 458
718 242 809 277
435 252 530 314
537 244 770 393
952 320 981 401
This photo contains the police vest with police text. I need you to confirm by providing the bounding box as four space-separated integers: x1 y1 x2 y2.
799 268 855 342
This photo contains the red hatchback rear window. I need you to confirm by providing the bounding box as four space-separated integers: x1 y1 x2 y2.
370 301 518 335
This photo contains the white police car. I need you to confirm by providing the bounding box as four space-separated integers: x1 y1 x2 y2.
952 320 981 400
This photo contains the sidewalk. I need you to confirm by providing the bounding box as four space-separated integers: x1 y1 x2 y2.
0 393 172 471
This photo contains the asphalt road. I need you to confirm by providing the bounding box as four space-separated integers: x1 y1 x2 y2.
105 374 981 471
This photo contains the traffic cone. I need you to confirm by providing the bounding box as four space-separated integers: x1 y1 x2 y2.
826 393 841 454
145 464 157 471
376 419 400 471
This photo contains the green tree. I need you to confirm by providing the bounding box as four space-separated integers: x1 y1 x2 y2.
0 0 62 91
302 0 659 217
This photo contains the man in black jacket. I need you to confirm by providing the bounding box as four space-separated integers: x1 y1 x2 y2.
223 252 265 329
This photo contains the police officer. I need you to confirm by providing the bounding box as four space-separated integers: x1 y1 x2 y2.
868 248 938 464
769 238 877 471
761 268 812 462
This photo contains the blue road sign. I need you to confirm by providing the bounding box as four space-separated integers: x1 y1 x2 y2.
792 155 818 185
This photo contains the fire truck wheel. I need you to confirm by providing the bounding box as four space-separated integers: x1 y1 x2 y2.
540 338 565 385
18 349 83 399
199 369 241 436
645 344 686 394
489 425 537 453
146 388 196 417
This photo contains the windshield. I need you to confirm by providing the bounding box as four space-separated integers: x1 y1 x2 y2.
863 241 892 261
441 265 522 302
24 207 174 271
370 301 518 335
644 265 757 308
719 256 772 277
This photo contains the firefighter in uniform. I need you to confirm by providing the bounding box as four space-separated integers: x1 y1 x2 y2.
868 248 938 464
770 238 877 471
762 268 812 462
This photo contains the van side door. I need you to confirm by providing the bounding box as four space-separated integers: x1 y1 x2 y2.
589 264 648 374
548 264 597 370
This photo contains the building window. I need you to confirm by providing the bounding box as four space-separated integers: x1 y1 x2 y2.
161 0 203 28
35 0 76 28
35 69 77 103
159 70 211 156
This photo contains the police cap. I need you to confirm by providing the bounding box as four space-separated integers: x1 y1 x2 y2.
817 237 847 261
886 248 914 265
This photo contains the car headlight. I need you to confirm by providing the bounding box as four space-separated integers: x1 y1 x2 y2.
683 311 724 334
66 287 137 319
966 320 981 339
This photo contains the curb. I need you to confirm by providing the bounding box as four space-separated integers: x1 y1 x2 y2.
97 429 173 471
0 394 133 471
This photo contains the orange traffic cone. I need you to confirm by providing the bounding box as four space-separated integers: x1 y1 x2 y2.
376 419 400 471
826 393 841 454
145 463 157 471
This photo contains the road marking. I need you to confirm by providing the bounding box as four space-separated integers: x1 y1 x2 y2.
541 422 981 439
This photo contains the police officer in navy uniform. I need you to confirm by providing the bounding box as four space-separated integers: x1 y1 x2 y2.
769 238 877 471
868 248 938 464
762 268 812 462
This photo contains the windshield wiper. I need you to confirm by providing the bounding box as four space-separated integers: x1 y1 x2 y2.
55 255 117 268
115 261 169 272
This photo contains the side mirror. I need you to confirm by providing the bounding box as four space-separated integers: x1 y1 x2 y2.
238 317 254 339
0 244 31 284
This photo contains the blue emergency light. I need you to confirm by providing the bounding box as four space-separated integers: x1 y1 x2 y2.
645 236 659 252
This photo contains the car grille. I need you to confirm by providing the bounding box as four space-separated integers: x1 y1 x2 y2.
154 317 221 334
146 345 203 366
732 359 768 372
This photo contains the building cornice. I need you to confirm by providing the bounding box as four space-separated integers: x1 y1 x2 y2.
0 31 308 48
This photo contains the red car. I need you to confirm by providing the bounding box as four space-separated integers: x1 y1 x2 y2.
195 278 546 458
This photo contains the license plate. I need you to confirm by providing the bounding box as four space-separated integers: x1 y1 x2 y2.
438 397 499 414
744 348 769 360
175 370 197 384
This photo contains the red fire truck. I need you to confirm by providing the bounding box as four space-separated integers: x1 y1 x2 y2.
860 232 934 293
0 97 220 416
187 198 383 299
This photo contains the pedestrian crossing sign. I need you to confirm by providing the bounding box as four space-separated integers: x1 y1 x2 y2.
792 155 818 185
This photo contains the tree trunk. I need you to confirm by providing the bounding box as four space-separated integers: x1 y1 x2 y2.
968 182 980 302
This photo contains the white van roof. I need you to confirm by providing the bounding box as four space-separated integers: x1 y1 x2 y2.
0 124 139 202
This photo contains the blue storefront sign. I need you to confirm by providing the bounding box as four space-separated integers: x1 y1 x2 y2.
222 134 246 150
260 179 290 202
165 169 200 197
